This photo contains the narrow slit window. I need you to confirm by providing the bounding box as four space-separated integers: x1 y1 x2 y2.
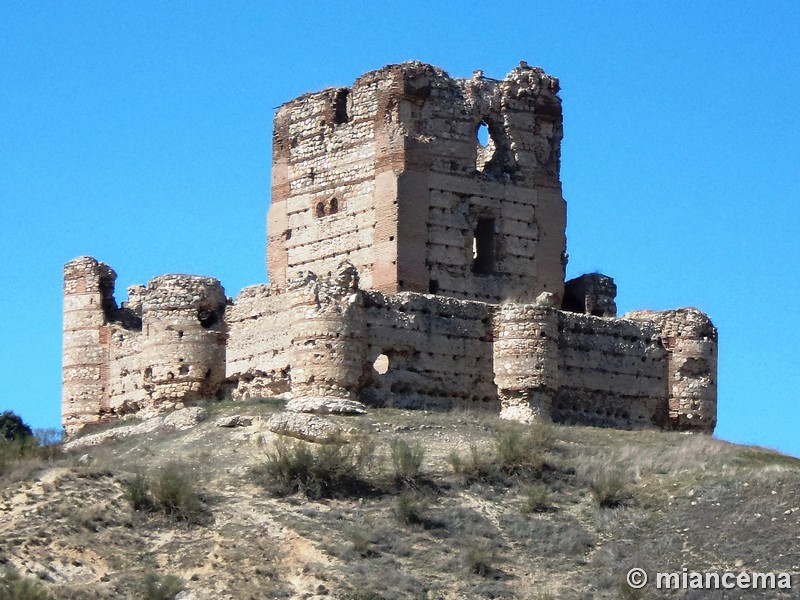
471 218 495 275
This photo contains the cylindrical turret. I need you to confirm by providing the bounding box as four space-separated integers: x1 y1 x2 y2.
660 309 718 431
141 275 227 409
626 308 718 432
286 263 367 413
62 257 116 435
493 294 559 422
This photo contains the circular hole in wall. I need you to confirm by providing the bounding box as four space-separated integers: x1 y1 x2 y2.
373 354 389 375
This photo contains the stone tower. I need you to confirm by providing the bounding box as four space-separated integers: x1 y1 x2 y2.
267 61 566 304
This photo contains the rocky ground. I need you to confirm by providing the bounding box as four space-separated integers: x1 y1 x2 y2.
1 400 798 599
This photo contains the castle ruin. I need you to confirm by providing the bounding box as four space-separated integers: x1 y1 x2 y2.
62 62 718 436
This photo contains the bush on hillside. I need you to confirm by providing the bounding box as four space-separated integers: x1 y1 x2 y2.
0 566 50 600
0 411 33 442
254 434 375 499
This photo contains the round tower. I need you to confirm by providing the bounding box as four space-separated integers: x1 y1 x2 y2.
141 275 227 410
286 263 367 413
62 257 115 435
493 294 559 422
659 309 718 431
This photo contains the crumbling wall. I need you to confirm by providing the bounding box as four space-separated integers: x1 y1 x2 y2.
626 308 717 431
63 257 116 434
63 259 228 434
562 273 617 317
267 69 396 290
267 62 567 304
107 329 146 415
225 284 293 399
285 263 367 413
139 275 227 409
398 64 567 303
360 290 496 410
553 312 669 429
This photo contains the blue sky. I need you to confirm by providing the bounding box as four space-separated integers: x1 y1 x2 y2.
1 1 797 456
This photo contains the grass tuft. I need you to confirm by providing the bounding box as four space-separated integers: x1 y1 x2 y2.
123 462 203 523
142 572 184 600
521 483 552 514
464 538 495 577
389 439 424 485
254 434 375 499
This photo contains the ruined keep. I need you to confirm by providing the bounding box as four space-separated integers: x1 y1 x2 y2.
62 61 718 436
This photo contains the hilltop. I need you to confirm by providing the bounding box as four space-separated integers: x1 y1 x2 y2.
1 401 798 599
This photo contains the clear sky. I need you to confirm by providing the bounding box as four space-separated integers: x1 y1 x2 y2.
1 1 797 456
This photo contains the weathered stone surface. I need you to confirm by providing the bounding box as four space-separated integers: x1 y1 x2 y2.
162 407 208 430
61 61 717 437
266 412 343 442
285 397 367 415
215 415 254 428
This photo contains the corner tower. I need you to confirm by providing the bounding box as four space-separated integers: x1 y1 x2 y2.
267 61 567 304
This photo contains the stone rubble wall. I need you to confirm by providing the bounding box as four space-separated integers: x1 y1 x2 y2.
267 68 396 290
553 312 670 429
62 258 227 435
139 274 227 409
360 290 497 411
106 328 146 415
493 300 559 422
626 308 718 431
63 257 116 434
397 64 567 303
64 258 717 436
286 264 367 409
225 284 293 399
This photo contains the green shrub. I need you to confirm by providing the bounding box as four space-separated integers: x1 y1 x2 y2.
521 483 552 514
142 572 184 600
448 444 494 481
348 526 377 558
124 463 203 522
464 538 494 576
586 466 631 509
149 462 203 522
449 424 549 487
124 471 152 511
0 566 50 600
255 435 374 499
0 412 33 442
493 424 546 474
393 491 429 525
389 439 424 485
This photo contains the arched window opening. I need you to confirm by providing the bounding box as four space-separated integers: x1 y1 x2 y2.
329 197 338 215
315 202 326 218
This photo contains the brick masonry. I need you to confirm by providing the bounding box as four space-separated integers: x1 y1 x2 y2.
62 62 717 436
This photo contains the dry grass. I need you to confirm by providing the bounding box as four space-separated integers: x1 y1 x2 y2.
1 403 798 599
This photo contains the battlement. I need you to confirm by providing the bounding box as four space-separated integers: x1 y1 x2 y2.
62 62 718 437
